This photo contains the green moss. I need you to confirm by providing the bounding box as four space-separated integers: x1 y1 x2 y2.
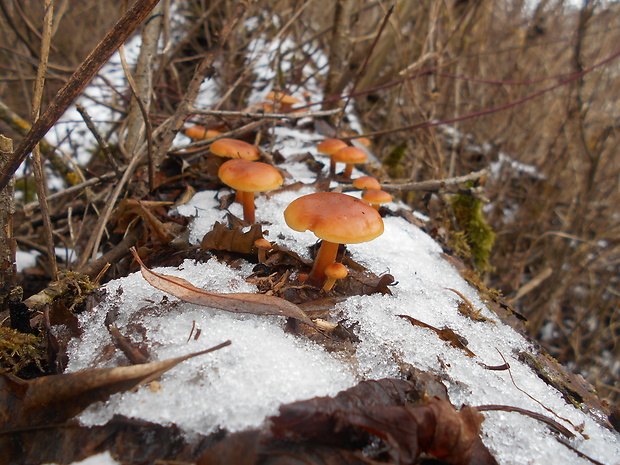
449 192 496 271
382 144 407 178
0 327 44 374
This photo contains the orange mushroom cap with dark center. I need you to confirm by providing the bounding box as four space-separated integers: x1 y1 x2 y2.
284 192 383 285
219 159 283 223
211 138 260 161
332 146 367 178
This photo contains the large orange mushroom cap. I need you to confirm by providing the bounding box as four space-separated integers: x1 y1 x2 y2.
210 138 260 161
284 192 384 244
284 192 383 286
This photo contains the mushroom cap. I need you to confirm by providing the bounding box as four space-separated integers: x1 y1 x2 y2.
363 189 393 205
324 262 348 280
353 175 381 190
317 138 348 155
210 138 260 161
218 159 283 192
254 238 272 250
266 91 301 105
284 192 384 244
184 125 221 140
332 146 367 165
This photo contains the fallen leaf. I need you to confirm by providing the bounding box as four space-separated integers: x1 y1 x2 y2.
446 288 495 324
0 340 230 432
201 221 264 254
398 314 475 357
131 248 316 328
344 400 496 465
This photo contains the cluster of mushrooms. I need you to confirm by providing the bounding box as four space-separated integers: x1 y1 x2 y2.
185 107 390 291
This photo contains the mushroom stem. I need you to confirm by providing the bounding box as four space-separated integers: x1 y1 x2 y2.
329 158 336 176
306 240 339 286
241 191 255 223
343 163 354 178
323 277 338 292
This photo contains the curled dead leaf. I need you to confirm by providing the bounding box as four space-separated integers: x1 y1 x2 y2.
0 341 230 432
398 314 475 357
130 248 316 328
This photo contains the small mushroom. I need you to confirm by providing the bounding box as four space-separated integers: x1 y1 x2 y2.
265 91 302 112
210 138 260 161
218 159 283 223
184 125 221 140
363 189 393 211
254 238 272 263
332 146 367 179
322 262 348 292
284 192 384 286
352 175 381 191
317 138 348 175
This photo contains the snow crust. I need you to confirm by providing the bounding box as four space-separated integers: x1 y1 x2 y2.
61 13 619 465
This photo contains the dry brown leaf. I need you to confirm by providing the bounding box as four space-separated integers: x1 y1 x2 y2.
115 199 176 243
0 340 230 432
398 314 475 357
131 248 316 328
446 288 495 324
201 221 264 254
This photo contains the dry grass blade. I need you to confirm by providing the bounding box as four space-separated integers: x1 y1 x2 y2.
130 248 316 328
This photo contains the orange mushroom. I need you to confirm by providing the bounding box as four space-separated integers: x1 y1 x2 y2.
352 175 381 191
265 91 301 112
218 159 283 223
317 138 348 175
254 238 272 263
184 125 221 140
332 146 367 179
362 189 393 211
210 138 260 161
284 192 384 286
322 262 348 292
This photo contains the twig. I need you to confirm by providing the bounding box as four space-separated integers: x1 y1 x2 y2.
378 168 488 192
22 171 117 213
188 107 342 120
75 104 121 174
495 350 582 435
476 404 575 438
30 0 58 281
0 0 163 191
0 135 16 311
119 45 155 191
